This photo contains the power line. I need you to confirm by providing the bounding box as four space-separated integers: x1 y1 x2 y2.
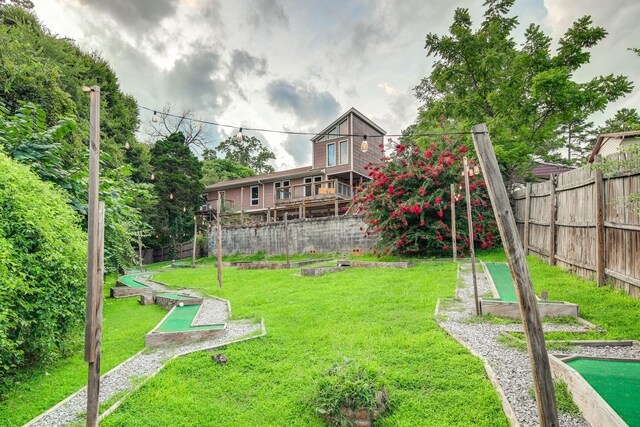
139 106 485 139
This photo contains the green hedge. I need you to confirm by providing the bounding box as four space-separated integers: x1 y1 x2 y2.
0 152 86 389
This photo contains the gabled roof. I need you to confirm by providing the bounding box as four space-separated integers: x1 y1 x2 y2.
311 107 386 142
205 166 324 191
588 129 640 163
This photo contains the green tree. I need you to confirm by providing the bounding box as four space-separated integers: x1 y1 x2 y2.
595 108 640 134
415 0 632 182
0 152 86 391
213 135 275 174
149 132 203 249
201 157 255 186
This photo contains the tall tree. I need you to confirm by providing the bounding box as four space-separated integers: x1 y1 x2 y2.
144 103 212 151
595 108 640 134
201 158 255 186
213 134 275 174
149 132 203 249
414 0 632 181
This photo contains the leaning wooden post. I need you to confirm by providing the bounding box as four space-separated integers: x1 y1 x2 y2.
471 123 558 427
594 156 606 286
450 183 457 261
216 193 223 289
523 183 531 255
83 85 104 427
191 215 197 268
463 157 480 315
548 174 557 266
137 232 143 272
284 212 290 268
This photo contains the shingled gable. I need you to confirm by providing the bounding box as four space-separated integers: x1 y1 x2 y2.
311 107 386 142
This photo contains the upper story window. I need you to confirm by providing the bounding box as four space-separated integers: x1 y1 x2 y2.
327 140 348 167
327 143 336 167
251 186 259 206
318 118 348 141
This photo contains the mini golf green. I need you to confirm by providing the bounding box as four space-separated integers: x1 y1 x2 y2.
118 274 148 289
565 358 640 426
485 263 518 302
156 304 225 333
156 293 192 300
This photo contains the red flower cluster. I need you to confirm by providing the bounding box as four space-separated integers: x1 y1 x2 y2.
352 130 499 257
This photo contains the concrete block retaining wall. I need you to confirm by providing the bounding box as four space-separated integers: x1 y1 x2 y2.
208 215 373 256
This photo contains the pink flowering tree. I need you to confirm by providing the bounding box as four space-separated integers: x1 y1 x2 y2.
354 132 498 257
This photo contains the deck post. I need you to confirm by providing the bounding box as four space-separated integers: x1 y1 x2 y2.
463 157 480 315
471 123 558 427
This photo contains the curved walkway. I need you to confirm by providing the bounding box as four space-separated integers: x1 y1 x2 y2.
26 277 263 427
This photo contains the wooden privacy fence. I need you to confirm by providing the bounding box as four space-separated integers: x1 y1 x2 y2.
141 240 197 264
513 152 640 298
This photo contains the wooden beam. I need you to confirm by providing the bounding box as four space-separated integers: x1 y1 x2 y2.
86 202 104 427
191 215 197 267
523 183 531 255
471 123 558 427
548 175 557 266
216 193 223 289
594 158 606 286
450 183 457 262
463 157 479 315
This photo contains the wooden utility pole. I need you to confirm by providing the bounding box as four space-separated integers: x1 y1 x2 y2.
450 184 457 261
138 232 143 272
463 157 480 315
83 86 104 427
471 123 558 427
216 193 223 288
191 215 197 268
284 212 290 268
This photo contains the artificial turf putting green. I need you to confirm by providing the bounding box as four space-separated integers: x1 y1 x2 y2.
484 263 518 302
118 274 148 289
156 293 192 300
156 305 224 333
565 358 640 426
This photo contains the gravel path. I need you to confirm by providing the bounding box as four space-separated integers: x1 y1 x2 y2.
27 277 261 427
438 262 639 427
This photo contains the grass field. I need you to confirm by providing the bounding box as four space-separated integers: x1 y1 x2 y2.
102 263 509 426
480 250 640 341
0 275 166 427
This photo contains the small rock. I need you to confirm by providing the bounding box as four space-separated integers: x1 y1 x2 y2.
211 353 228 365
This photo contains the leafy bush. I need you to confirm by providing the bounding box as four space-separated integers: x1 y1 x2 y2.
312 359 389 426
0 152 86 392
354 132 498 257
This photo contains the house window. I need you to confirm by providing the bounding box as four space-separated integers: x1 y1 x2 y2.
304 176 322 197
327 143 336 167
339 140 348 165
251 186 259 206
274 181 291 200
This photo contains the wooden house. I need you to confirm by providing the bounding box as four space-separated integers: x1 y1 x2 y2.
588 130 640 163
204 108 386 221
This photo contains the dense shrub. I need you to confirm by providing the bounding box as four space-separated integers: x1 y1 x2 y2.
0 152 86 390
354 135 498 257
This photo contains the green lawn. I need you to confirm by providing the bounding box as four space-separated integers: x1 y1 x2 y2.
480 250 640 341
102 263 509 426
0 275 166 427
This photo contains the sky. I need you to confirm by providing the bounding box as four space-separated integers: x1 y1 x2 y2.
30 0 640 170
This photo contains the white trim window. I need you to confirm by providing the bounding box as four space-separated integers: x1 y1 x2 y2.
327 143 336 167
274 180 291 200
250 186 259 206
339 140 348 165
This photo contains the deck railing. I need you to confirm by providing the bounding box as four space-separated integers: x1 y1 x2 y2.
275 179 353 204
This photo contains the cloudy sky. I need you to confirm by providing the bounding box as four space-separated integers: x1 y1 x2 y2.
31 0 640 170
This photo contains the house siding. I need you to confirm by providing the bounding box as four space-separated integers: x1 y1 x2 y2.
352 115 385 177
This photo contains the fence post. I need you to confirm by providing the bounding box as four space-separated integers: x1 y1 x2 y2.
523 183 531 255
548 175 557 266
471 123 558 427
450 183 457 262
594 156 606 286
